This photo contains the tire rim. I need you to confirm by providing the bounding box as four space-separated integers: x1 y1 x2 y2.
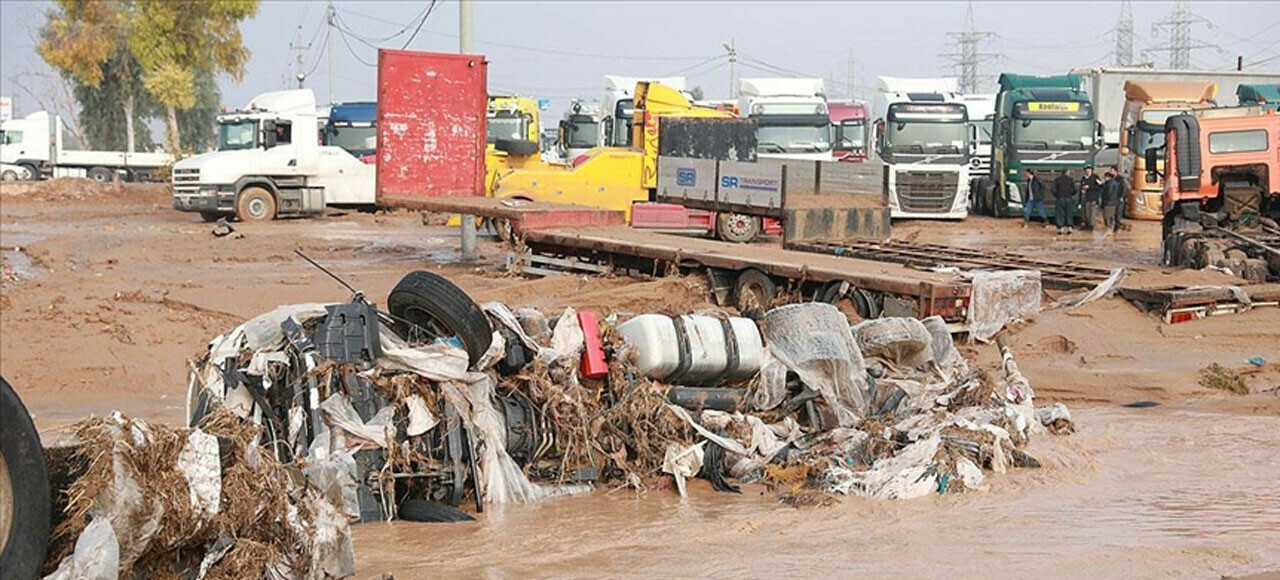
724 214 755 238
247 197 268 219
739 282 767 313
92 171 108 183
1 171 15 181
401 306 460 347
0 449 13 555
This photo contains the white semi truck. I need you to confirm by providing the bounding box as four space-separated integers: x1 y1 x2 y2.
872 77 971 220
0 111 173 182
558 99 604 162
737 78 832 161
958 93 997 210
171 89 375 222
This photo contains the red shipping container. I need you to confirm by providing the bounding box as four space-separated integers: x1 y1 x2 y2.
376 49 488 206
577 311 608 379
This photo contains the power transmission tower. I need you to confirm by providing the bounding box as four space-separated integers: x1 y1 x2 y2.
1144 0 1218 69
846 51 858 100
1113 0 1135 66
289 23 309 88
939 2 1001 94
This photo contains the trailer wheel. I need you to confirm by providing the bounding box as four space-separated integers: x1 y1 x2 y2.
0 376 52 580
236 186 277 222
387 271 493 367
19 164 40 182
734 269 777 318
717 213 761 243
87 166 113 183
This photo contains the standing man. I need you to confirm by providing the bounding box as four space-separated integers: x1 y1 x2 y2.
1079 166 1102 230
1022 168 1048 228
1108 165 1128 233
1101 168 1120 233
1052 170 1077 234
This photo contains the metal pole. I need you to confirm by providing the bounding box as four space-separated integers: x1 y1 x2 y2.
459 0 476 260
327 1 335 104
727 39 736 99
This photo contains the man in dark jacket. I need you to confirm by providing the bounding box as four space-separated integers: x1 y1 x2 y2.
1022 168 1049 228
1101 168 1126 232
1107 166 1128 233
1052 171 1077 234
1079 166 1102 230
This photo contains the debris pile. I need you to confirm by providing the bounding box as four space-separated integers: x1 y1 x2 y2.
43 410 353 580
171 270 1072 519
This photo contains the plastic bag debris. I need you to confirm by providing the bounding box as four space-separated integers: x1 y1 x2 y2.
762 303 870 425
852 317 934 368
44 517 119 580
662 442 706 500
825 434 942 500
1049 267 1126 310
319 394 394 451
404 394 438 437
177 429 221 517
965 270 1042 342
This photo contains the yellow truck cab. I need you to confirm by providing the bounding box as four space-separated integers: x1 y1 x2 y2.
485 95 552 194
491 82 739 220
1118 81 1216 220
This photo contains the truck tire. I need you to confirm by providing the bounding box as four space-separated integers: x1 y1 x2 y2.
0 376 52 580
235 186 277 222
717 213 761 243
0 169 18 182
734 268 777 318
19 164 40 182
397 498 474 523
87 166 113 183
387 271 493 367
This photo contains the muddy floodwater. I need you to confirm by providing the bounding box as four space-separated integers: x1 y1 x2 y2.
353 407 1280 579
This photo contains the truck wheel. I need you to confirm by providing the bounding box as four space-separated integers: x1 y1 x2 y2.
734 268 777 318
717 213 760 243
977 177 993 216
0 169 18 182
199 212 223 223
0 376 52 580
87 166 113 183
235 187 277 222
818 281 877 320
19 164 40 182
387 271 493 367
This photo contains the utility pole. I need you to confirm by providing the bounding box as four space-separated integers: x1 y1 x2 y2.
939 2 1000 94
721 40 737 98
1145 0 1218 70
458 0 476 260
289 24 308 88
327 1 335 104
1113 0 1135 66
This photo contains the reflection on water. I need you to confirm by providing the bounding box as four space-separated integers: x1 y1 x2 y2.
352 407 1280 579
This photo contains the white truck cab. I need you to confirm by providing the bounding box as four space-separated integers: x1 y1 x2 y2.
737 78 832 161
873 77 972 219
171 89 374 221
558 100 603 162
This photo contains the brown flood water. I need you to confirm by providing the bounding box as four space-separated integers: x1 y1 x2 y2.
353 407 1280 579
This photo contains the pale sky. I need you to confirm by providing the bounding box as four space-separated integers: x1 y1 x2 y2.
3 0 1278 121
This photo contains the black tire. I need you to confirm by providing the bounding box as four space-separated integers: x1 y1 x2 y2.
398 498 474 523
818 281 877 320
716 213 761 243
87 166 113 183
199 212 223 223
19 164 40 182
387 271 493 367
0 377 51 580
236 186 276 222
734 268 777 318
976 177 993 216
494 139 539 156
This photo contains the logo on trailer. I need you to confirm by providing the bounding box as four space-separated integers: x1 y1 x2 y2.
677 167 697 186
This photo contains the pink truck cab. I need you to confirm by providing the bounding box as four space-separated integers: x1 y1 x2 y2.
829 100 870 162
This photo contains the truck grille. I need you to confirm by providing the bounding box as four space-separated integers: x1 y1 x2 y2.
172 168 200 196
897 170 959 213
969 155 990 179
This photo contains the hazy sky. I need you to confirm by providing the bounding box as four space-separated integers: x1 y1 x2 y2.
3 0 1278 121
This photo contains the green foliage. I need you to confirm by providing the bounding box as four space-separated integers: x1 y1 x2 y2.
38 0 121 88
74 53 157 151
177 72 221 152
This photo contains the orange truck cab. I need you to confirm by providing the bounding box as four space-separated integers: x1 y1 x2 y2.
1119 81 1217 220
1148 106 1279 246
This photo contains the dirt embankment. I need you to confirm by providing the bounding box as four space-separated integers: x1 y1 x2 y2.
1 178 170 205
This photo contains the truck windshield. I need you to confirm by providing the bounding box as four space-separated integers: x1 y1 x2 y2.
757 125 831 153
611 99 634 146
886 121 967 153
325 124 377 157
565 119 600 148
834 120 866 150
217 120 258 151
1014 119 1094 150
487 114 530 143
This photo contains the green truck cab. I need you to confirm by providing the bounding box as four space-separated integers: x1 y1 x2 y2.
982 73 1103 217
1236 84 1280 111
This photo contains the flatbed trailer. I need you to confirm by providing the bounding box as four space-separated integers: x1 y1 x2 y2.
517 225 971 325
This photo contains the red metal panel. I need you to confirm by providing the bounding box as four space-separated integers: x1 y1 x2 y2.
376 49 487 205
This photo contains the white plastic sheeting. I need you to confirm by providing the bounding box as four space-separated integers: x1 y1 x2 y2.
762 303 870 425
965 270 1042 342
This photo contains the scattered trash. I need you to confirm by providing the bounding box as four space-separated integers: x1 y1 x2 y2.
1247 356 1266 367
211 217 235 238
964 270 1042 342
1050 268 1125 310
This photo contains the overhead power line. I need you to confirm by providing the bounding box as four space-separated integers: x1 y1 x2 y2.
1114 0 1136 66
1144 0 1221 70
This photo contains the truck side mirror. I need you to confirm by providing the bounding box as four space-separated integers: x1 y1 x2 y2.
873 118 885 154
1144 146 1160 183
263 120 277 149
1095 121 1105 149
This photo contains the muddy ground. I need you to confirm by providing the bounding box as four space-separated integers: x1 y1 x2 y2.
2 180 1278 579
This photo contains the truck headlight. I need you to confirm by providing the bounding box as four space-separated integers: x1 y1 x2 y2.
199 185 219 196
